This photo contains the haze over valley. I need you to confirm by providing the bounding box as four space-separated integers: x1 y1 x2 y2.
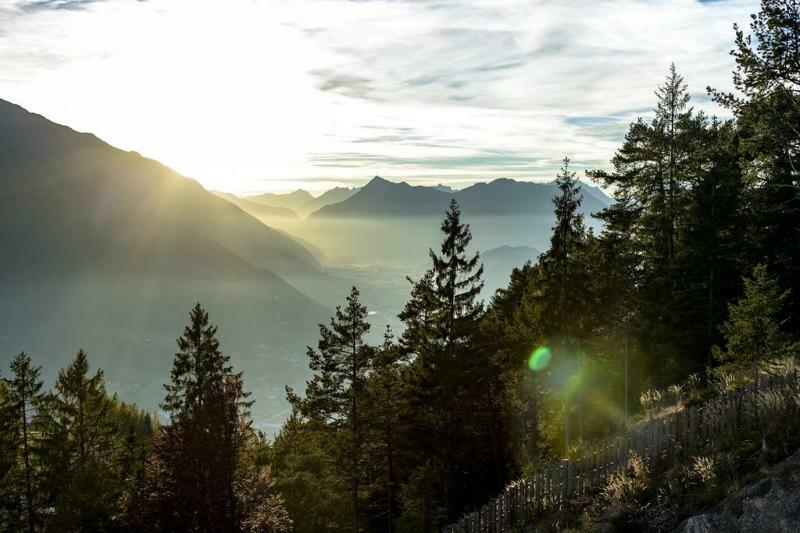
0 98 608 429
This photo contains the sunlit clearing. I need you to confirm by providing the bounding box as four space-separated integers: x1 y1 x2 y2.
528 346 551 372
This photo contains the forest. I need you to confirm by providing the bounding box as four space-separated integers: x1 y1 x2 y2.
1 0 799 531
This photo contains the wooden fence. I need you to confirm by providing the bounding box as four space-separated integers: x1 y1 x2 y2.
443 369 800 532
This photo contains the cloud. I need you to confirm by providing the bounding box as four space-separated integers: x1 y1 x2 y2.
16 0 106 12
0 0 760 193
312 69 378 100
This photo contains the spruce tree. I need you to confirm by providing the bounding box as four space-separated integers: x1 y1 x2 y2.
537 157 589 336
0 374 21 531
7 353 48 533
288 287 372 533
674 118 746 369
363 327 404 533
398 199 486 524
713 264 799 374
429 199 484 348
593 64 696 382
154 303 255 531
710 0 800 333
522 157 592 451
48 350 122 530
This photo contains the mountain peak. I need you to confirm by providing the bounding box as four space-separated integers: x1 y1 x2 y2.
363 175 410 190
366 175 390 185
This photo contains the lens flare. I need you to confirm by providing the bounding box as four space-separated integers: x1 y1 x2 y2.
528 346 551 372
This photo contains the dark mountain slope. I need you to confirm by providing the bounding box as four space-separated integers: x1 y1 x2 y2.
481 245 541 298
0 99 321 279
0 99 328 424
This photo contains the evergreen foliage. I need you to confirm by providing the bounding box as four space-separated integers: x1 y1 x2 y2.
713 264 799 373
1 2 798 531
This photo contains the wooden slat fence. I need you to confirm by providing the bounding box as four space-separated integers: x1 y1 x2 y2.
443 369 800 532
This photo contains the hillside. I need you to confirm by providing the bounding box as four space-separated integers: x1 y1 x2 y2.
481 245 541 297
214 191 300 221
246 189 314 211
298 186 359 217
0 98 328 422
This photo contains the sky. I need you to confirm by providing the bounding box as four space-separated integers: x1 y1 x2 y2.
0 0 759 194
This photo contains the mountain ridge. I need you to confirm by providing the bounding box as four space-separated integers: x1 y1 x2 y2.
310 175 611 218
0 97 329 421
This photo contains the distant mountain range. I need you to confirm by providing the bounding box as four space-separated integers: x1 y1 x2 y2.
246 189 315 211
231 172 610 223
309 176 610 219
242 186 359 218
214 191 299 221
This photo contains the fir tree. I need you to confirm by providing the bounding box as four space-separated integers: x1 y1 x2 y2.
593 64 697 382
713 264 799 373
153 303 255 531
710 0 800 333
0 374 20 531
398 199 486 524
288 287 372 533
7 352 48 533
48 350 122 530
428 199 484 348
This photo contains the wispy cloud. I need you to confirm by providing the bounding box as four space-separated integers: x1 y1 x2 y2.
16 0 106 12
0 0 758 193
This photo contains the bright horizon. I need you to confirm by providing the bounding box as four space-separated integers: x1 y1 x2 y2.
0 0 757 194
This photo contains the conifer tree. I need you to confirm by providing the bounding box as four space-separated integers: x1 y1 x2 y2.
153 303 255 531
0 374 21 531
593 64 696 381
713 264 799 374
364 327 405 532
429 199 484 348
675 118 746 368
288 287 372 533
7 353 48 533
710 0 800 332
522 158 592 451
537 157 589 336
398 199 486 524
48 350 122 530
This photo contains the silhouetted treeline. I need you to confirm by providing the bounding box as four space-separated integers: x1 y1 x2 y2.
0 306 291 532
272 2 800 530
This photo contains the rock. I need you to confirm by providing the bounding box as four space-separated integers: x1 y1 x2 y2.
676 454 800 532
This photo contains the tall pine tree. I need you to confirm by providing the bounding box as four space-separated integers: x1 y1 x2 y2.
288 287 372 533
6 353 48 533
151 304 256 532
398 199 487 527
48 350 123 530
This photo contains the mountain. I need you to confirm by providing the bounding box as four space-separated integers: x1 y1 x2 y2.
289 176 610 268
433 183 455 193
311 176 611 219
214 191 300 221
299 186 359 217
242 186 360 218
481 245 541 297
312 176 453 217
0 98 329 425
246 189 315 211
